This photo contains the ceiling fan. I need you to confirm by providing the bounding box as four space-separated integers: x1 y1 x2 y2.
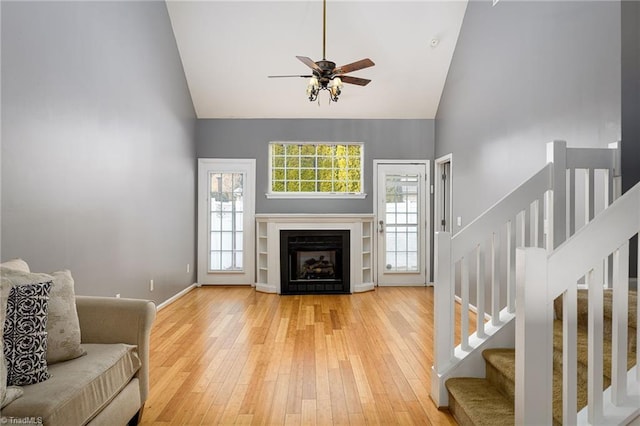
268 0 375 103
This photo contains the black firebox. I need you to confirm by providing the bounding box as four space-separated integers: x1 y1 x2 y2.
280 230 350 295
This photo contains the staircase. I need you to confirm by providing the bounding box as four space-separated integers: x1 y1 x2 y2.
430 140 640 424
446 289 638 425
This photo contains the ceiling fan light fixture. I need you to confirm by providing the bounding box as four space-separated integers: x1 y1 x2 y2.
306 77 320 101
329 77 342 102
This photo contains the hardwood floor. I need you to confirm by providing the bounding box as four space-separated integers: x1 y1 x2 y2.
140 286 469 425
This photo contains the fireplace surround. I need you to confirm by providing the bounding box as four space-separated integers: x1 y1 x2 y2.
255 214 374 294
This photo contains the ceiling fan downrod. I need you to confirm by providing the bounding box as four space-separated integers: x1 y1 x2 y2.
322 0 327 60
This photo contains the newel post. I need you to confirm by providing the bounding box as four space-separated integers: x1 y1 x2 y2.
548 140 567 250
431 231 453 407
515 247 553 425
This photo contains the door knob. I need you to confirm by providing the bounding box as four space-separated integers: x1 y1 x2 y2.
379 220 384 233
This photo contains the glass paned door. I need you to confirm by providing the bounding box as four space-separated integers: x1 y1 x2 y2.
375 162 429 286
198 159 255 285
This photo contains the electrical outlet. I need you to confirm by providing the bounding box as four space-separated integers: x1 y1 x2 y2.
187 263 190 274
115 293 121 298
457 216 462 227
150 279 154 292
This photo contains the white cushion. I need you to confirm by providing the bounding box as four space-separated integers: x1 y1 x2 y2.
0 258 30 273
1 344 141 425
46 270 86 364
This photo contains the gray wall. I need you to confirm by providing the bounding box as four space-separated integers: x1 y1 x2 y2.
196 119 434 214
1 1 197 303
622 0 640 277
435 0 621 232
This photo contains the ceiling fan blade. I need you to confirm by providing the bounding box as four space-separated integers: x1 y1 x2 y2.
296 56 321 72
268 75 313 78
335 58 375 75
339 75 371 86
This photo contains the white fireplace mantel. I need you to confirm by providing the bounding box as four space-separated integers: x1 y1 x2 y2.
255 214 375 294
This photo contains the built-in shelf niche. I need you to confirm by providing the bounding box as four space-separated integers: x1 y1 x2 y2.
255 214 375 294
361 221 372 285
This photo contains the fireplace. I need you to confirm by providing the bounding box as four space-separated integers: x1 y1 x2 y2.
280 230 350 295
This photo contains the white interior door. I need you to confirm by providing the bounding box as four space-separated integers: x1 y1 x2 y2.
198 159 255 285
435 155 452 233
375 161 429 286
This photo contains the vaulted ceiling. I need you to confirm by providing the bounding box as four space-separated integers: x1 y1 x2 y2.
166 1 468 119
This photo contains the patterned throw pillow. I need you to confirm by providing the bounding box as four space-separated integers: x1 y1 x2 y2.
3 280 52 386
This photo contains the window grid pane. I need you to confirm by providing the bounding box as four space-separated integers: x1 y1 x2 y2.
270 142 363 194
384 174 420 272
209 172 244 272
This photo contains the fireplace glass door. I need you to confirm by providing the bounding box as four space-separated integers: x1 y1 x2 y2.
280 230 350 294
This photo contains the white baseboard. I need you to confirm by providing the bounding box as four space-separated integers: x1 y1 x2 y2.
157 283 197 311
354 282 375 293
255 283 277 294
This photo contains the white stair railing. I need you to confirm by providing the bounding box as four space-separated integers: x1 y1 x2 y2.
431 140 621 407
516 181 640 425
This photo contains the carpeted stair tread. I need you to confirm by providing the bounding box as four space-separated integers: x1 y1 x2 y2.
554 289 637 352
483 353 563 423
483 348 515 376
482 348 515 401
554 289 637 326
446 377 514 426
552 319 637 381
446 290 638 425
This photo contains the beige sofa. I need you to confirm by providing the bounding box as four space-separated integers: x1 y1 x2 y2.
1 261 156 426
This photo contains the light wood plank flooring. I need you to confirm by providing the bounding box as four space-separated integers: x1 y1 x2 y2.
141 286 471 425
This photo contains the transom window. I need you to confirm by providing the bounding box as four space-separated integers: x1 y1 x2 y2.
268 142 364 198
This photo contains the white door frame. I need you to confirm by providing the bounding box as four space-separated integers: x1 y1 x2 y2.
373 160 430 286
434 154 453 234
197 158 255 285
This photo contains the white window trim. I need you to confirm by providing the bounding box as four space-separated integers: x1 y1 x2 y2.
265 192 367 199
267 141 366 199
